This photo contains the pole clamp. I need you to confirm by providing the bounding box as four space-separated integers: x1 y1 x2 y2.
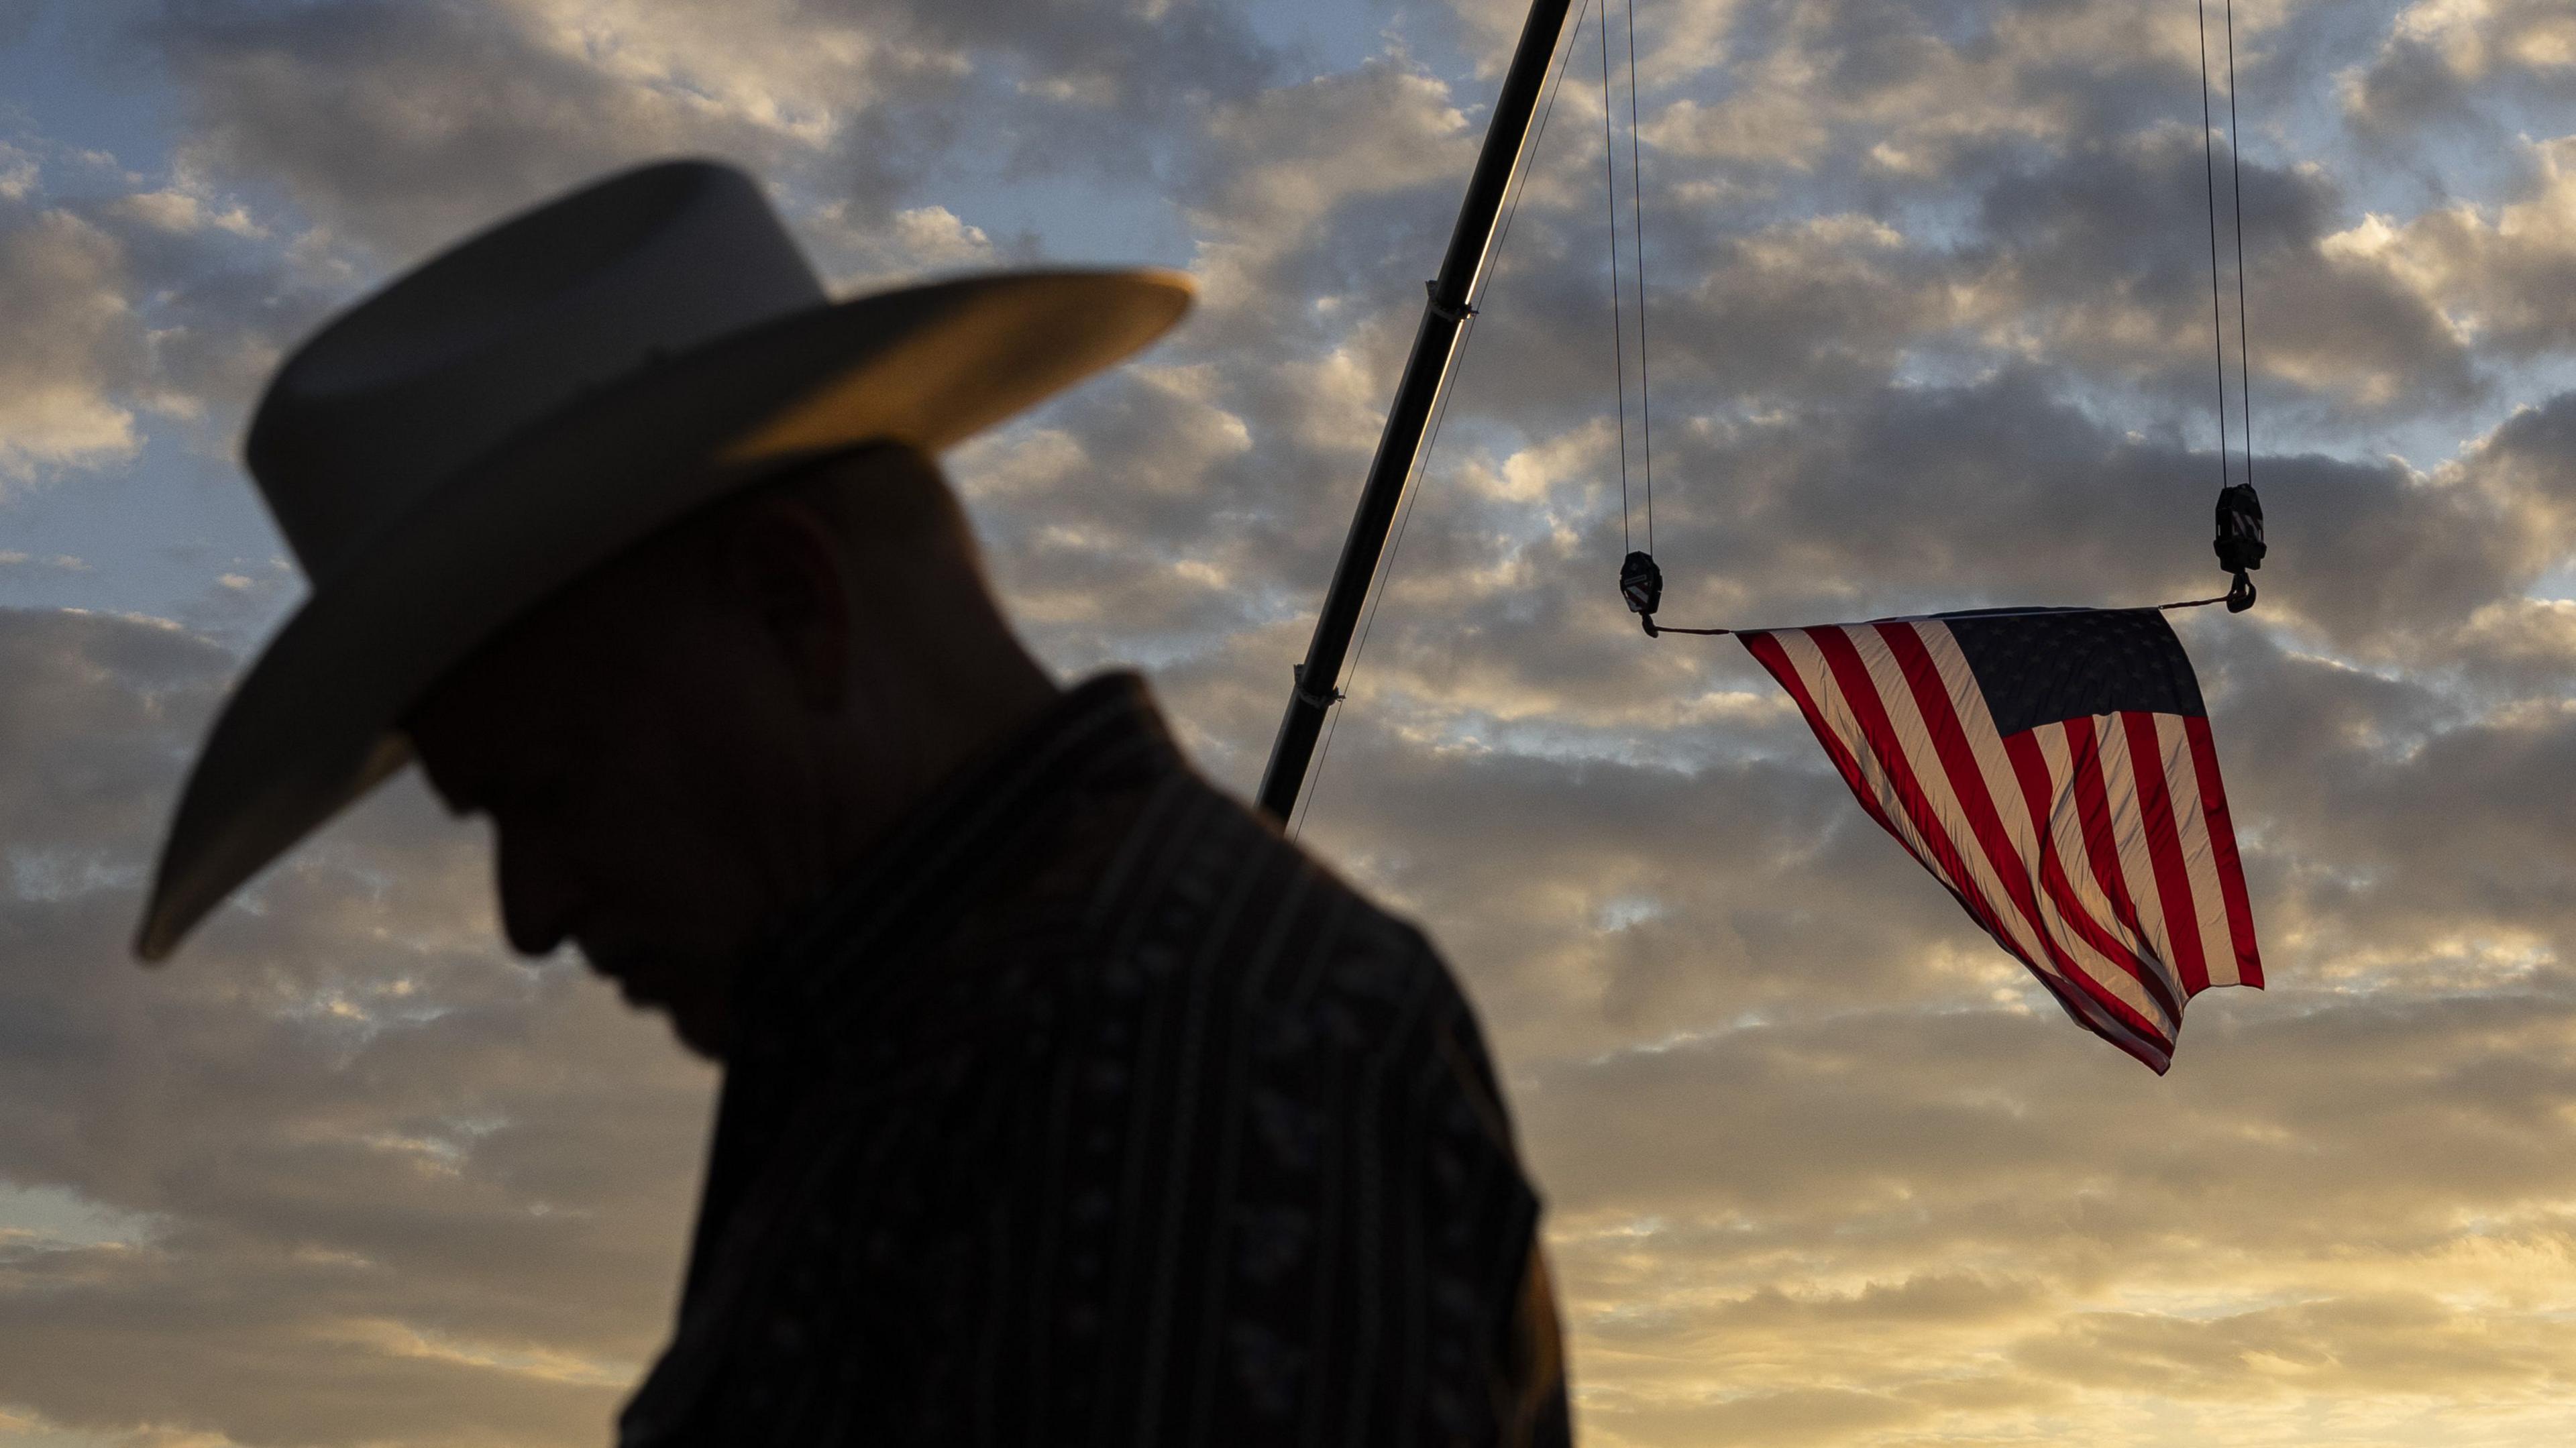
1426 279 1478 323
1292 663 1345 711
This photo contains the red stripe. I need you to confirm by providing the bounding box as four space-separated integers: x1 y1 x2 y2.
1801 626 2039 972
2061 716 2155 960
1739 633 1904 845
1746 629 2179 1071
2121 712 2213 995
1878 623 2171 1046
1739 632 1994 922
1999 731 2184 1025
2030 968 2174 1075
2184 714 2263 989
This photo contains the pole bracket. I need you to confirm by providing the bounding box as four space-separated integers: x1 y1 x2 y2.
1426 279 1479 323
1292 663 1345 711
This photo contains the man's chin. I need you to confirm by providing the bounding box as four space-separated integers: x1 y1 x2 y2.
610 972 665 1008
666 1010 731 1062
584 951 731 1060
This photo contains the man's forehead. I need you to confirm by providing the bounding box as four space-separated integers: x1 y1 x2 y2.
407 572 631 761
405 653 554 805
413 602 575 732
443 539 682 687
409 539 725 761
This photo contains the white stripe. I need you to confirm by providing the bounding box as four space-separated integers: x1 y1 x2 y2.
1767 630 1984 921
2158 713 2242 989
1762 628 2169 1066
1841 624 2065 983
2050 975 2173 1066
2094 712 2190 984
1909 624 2173 1032
2033 722 2186 1006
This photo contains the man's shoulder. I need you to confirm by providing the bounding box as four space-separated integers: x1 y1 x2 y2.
979 763 1534 1197
1053 764 1458 1028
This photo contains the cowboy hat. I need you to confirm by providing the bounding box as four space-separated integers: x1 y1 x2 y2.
134 158 1192 961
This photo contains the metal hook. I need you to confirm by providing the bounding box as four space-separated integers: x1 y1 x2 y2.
1620 551 1666 637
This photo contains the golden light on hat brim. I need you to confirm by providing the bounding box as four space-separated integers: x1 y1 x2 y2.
136 267 1192 962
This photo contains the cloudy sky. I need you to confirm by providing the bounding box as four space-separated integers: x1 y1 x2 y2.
5 0 2576 1443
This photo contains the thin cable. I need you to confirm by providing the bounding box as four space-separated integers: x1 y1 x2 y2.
2223 0 2254 485
1297 317 1476 844
1293 0 1593 842
1624 0 1654 553
1601 0 1632 553
1630 590 2242 642
2196 0 2231 490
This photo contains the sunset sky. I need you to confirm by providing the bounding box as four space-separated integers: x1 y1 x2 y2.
5 0 2576 1443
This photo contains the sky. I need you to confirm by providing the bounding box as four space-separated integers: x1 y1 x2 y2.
3 0 2576 1443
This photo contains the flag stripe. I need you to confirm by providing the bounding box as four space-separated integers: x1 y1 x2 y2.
2050 716 2194 1015
2000 729 2184 1027
2016 724 2168 1003
1919 627 2183 1027
2059 715 2159 972
2088 716 2192 992
1873 622 2173 1043
1755 628 2170 1063
1841 624 2057 972
1764 629 1991 920
1735 611 2261 1072
2158 712 2243 989
2185 714 2263 987
2029 968 2174 1074
1746 632 1945 871
2121 712 2213 994
1741 630 1998 934
1803 626 2041 968
1788 628 2169 1066
1807 622 2165 1062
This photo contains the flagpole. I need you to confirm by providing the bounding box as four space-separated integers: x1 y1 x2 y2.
1256 0 1576 822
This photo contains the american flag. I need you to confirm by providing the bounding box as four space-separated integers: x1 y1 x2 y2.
1738 607 2261 1072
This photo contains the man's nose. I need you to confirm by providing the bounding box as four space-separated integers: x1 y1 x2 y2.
493 822 581 958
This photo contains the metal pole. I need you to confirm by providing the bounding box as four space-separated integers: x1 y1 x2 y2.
1256 0 1576 822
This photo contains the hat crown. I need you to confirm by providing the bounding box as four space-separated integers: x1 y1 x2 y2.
247 160 826 580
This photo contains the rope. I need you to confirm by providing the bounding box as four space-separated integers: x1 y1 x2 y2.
2223 0 2255 486
2196 0 2231 491
1624 0 2271 639
1625 0 1654 554
2198 0 2263 614
1600 1 1632 554
1291 0 1595 842
1635 590 2241 641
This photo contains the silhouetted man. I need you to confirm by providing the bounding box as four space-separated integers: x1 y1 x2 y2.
140 160 1569 1445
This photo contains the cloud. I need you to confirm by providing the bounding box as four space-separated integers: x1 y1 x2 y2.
123 0 1277 272
2347 0 2576 134
8 0 2576 1444
0 143 35 201
2323 133 2576 362
0 552 87 572
0 608 715 1445
140 0 800 264
1183 56 1481 331
0 201 145 482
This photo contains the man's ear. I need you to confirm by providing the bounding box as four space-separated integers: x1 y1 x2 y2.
718 496 855 711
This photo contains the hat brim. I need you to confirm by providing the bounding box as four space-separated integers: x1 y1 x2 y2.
136 267 1191 962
